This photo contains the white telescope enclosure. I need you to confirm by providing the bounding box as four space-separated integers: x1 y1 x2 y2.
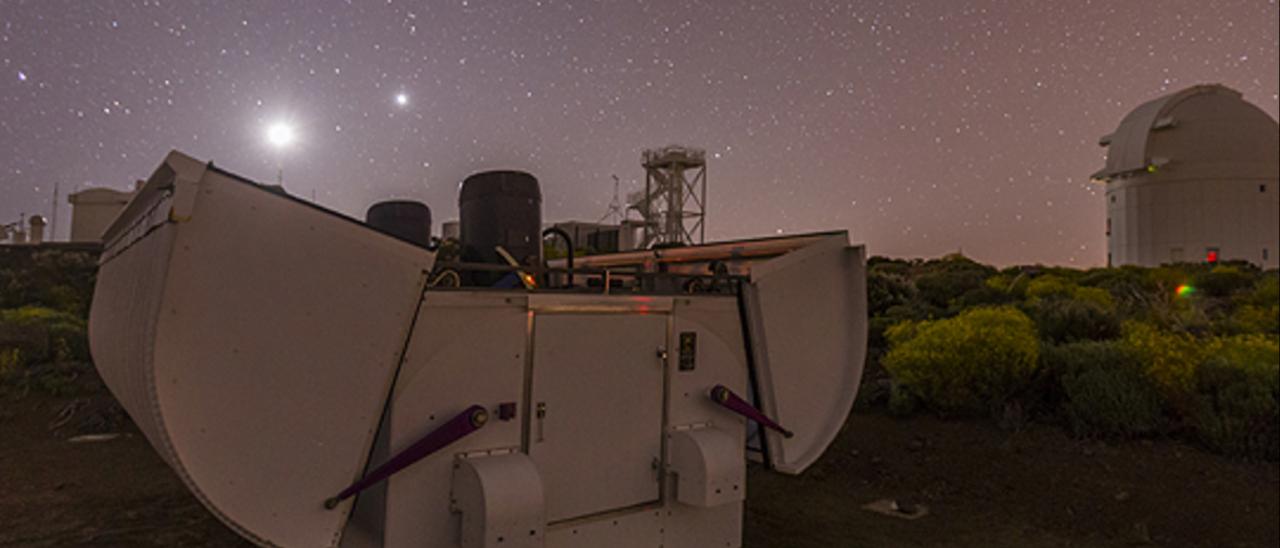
89 151 867 547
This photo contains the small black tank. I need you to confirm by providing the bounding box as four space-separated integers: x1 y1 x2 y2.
365 200 432 248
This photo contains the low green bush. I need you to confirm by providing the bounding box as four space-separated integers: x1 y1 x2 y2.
0 306 90 365
1121 321 1206 402
0 348 20 384
1030 297 1122 344
1193 265 1257 298
1192 335 1280 460
1044 341 1164 437
882 306 1039 415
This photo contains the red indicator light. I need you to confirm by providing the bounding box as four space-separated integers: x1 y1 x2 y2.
1206 249 1219 263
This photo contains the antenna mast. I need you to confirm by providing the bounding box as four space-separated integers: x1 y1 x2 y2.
51 182 59 242
598 174 625 224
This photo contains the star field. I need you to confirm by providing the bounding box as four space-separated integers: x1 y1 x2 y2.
1 0 1277 265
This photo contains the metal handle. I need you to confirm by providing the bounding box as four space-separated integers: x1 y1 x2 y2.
535 402 547 442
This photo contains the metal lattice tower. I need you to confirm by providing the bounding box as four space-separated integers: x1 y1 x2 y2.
629 145 707 248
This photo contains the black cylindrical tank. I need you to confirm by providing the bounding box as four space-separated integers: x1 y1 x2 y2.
459 170 542 284
365 200 433 248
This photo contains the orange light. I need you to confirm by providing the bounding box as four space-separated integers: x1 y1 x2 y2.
519 273 537 289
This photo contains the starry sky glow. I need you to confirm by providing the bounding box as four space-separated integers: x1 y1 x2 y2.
2 1 1277 265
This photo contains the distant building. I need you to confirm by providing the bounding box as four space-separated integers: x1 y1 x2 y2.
27 215 46 244
544 220 641 254
1092 84 1280 268
441 220 460 241
68 186 135 242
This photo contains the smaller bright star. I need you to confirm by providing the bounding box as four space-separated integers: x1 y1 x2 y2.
17 71 27 82
395 93 409 106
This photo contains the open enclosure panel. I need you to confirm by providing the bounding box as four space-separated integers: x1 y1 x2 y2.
90 151 438 546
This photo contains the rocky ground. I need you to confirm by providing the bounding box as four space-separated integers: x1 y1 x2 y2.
1 374 1276 548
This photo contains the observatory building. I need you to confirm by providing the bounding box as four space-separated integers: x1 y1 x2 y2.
67 185 137 242
1093 84 1280 268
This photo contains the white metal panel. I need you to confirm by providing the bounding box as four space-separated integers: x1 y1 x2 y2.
746 234 867 475
663 298 748 548
661 499 742 548
529 313 666 523
90 151 437 547
384 293 528 548
543 510 664 548
667 298 749 430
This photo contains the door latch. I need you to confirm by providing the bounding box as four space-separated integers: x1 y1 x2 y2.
535 402 547 442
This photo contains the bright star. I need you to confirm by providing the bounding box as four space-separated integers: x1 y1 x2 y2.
395 93 409 106
266 122 295 148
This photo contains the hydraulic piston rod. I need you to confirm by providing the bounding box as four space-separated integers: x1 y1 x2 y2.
325 404 489 509
709 385 794 439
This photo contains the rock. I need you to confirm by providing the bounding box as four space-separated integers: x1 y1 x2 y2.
908 438 925 452
68 433 120 443
1114 491 1131 502
1129 522 1152 545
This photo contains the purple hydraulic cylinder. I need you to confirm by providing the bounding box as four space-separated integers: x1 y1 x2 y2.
709 384 794 439
325 404 489 509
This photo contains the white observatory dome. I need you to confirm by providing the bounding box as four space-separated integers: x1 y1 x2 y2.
1093 84 1280 268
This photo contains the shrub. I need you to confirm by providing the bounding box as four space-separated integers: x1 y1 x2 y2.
882 307 1040 415
1192 335 1280 460
0 348 20 384
0 248 98 316
867 268 916 317
1193 265 1256 298
1030 297 1122 344
1121 321 1207 402
951 284 1014 310
912 254 995 309
1079 266 1155 310
1044 341 1164 437
0 306 90 365
1250 274 1280 306
1221 275 1280 335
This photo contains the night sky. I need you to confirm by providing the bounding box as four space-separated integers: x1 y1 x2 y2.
1 1 1276 265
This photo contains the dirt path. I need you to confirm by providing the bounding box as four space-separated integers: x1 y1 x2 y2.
2 393 1276 547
